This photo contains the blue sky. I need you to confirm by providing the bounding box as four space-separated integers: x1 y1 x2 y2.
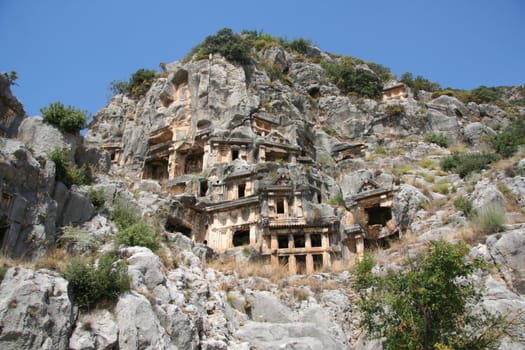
1 0 524 119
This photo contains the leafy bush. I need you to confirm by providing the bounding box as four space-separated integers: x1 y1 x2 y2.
490 119 525 158
440 152 499 178
41 101 88 133
321 60 383 99
48 149 91 188
384 104 404 117
473 204 506 235
89 188 106 210
241 30 285 51
285 38 312 55
111 197 160 251
117 221 160 252
355 239 514 350
327 191 345 207
187 28 252 65
454 195 476 218
110 197 142 230
425 133 449 148
4 70 18 86
63 253 130 310
400 72 440 94
110 68 157 100
470 86 501 104
366 62 394 82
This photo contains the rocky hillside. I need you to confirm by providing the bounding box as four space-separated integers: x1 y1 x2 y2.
1 30 525 349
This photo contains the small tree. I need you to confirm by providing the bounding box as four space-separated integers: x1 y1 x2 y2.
355 240 516 350
63 253 130 310
187 28 252 65
48 148 91 188
40 101 88 133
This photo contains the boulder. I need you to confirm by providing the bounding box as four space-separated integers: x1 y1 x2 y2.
121 246 166 292
69 309 118 350
58 185 96 226
392 184 429 233
18 116 81 161
115 292 175 350
463 122 496 146
471 178 505 211
235 321 346 350
486 229 525 294
0 267 73 350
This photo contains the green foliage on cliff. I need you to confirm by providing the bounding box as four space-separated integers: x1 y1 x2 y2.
110 68 157 99
321 60 383 99
111 197 160 252
400 72 440 94
490 119 525 158
187 28 252 65
440 152 499 178
48 149 91 188
355 240 514 350
41 101 88 133
64 253 130 310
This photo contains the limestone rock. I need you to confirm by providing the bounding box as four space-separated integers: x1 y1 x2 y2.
486 229 525 294
471 178 505 211
392 184 429 233
121 246 166 292
235 321 347 350
58 185 96 226
0 139 57 258
463 122 496 146
69 309 118 350
0 267 73 350
0 73 25 138
18 116 81 161
115 292 175 350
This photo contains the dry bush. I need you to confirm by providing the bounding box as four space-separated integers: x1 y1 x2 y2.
35 248 70 271
456 227 486 246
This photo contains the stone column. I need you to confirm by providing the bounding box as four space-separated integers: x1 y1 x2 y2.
259 145 266 163
288 255 297 274
306 254 314 274
356 234 364 259
270 234 278 266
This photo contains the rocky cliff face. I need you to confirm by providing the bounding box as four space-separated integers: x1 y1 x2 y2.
1 38 524 349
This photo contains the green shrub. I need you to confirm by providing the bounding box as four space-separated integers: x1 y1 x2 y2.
470 86 501 104
241 30 285 51
285 38 312 55
48 149 91 188
321 60 383 99
384 104 404 117
366 62 394 82
63 253 130 310
355 239 515 350
432 181 449 195
41 101 88 133
110 68 157 100
425 133 449 148
440 152 499 178
110 197 141 230
327 191 345 207
374 146 388 156
89 188 106 210
490 119 525 158
187 28 252 65
399 72 440 94
454 195 476 218
473 204 506 234
117 221 160 252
